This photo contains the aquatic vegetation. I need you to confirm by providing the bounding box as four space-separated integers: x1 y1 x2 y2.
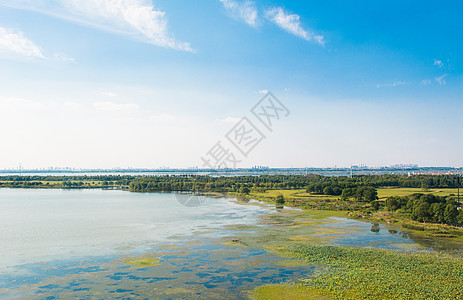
224 224 262 231
123 256 161 267
287 244 463 299
250 283 329 300
223 240 248 247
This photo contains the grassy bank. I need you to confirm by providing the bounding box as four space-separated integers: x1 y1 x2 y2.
241 187 460 209
229 207 463 299
232 187 463 238
0 179 127 189
253 244 463 299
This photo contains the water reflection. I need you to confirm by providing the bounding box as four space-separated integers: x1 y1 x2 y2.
370 223 380 233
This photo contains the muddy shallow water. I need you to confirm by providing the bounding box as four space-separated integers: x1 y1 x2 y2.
0 189 461 299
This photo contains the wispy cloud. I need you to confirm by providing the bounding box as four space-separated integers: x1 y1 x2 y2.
217 116 241 123
0 0 192 51
0 26 45 59
0 96 44 109
219 0 258 27
433 59 443 68
421 79 431 85
93 101 138 111
53 53 76 63
258 89 269 94
435 74 448 85
265 7 324 45
376 81 408 88
62 101 81 109
101 91 118 98
150 113 176 122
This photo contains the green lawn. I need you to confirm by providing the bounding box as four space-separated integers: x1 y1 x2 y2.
249 187 460 202
377 187 461 199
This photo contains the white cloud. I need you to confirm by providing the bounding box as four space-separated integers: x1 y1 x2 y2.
150 113 176 122
0 96 44 109
54 53 76 63
421 79 431 85
0 0 192 51
220 0 258 27
265 7 324 45
217 116 241 123
93 101 139 110
101 91 118 98
258 89 269 94
62 101 81 109
376 81 408 88
435 74 448 85
433 59 443 68
0 26 45 59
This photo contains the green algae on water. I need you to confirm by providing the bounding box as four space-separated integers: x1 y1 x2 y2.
123 256 161 267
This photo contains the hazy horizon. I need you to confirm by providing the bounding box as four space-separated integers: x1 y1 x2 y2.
1 1 461 169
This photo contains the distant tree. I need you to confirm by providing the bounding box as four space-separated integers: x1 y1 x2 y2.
332 187 342 196
430 202 446 224
458 210 463 225
444 203 458 225
363 187 378 202
354 187 378 202
341 188 355 200
412 201 430 222
275 194 285 205
421 181 429 191
323 186 334 195
239 187 250 195
386 197 400 211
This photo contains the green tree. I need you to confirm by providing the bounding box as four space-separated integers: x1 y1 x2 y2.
323 186 334 195
341 188 355 200
363 187 378 202
457 209 463 225
430 202 446 223
412 201 430 222
275 194 285 205
444 203 458 224
386 197 400 211
239 187 250 195
332 187 342 196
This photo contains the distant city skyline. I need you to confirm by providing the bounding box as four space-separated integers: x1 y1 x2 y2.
0 1 462 169
4 163 462 172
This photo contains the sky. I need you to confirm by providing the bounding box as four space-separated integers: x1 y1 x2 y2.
0 0 461 169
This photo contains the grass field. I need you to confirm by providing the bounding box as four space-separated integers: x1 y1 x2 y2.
248 187 459 199
377 187 460 199
0 180 122 188
246 187 461 205
251 244 463 300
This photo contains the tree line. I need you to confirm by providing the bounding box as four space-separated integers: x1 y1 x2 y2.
0 174 460 192
386 193 462 225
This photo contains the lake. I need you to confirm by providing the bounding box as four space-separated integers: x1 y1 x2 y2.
0 188 461 299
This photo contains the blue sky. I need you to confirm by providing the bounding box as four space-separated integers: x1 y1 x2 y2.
0 0 461 169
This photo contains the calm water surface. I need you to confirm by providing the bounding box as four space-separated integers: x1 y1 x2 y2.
0 189 461 299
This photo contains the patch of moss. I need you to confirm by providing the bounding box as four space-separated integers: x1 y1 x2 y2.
123 256 161 267
287 244 463 299
249 283 332 300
